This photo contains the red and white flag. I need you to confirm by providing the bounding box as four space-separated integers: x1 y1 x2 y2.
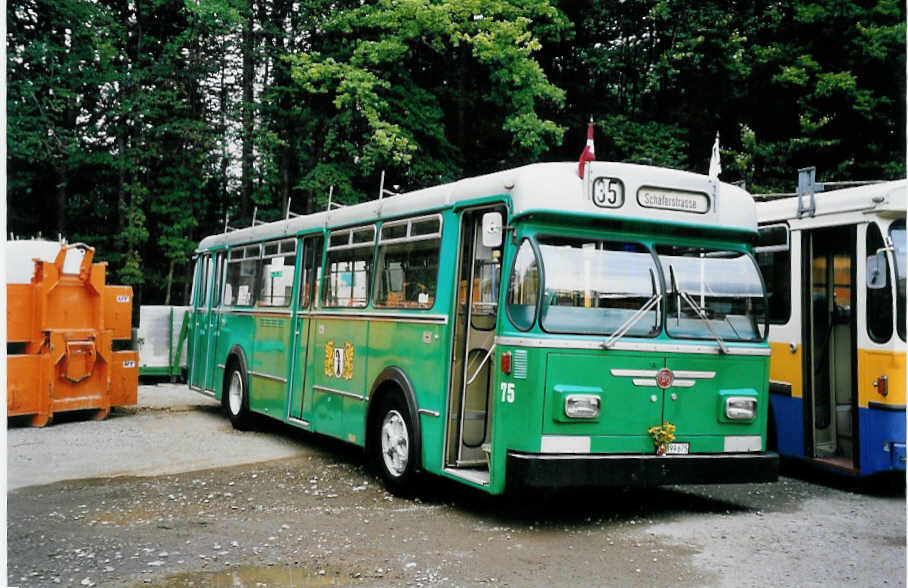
578 119 595 178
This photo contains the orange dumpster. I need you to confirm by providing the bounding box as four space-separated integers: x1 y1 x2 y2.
7 243 138 426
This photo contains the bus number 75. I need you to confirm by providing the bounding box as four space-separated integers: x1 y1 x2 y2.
500 382 515 403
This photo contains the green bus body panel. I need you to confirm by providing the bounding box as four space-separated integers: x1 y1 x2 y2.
485 344 769 493
544 352 663 437
251 315 293 417
664 354 768 441
217 314 256 399
310 317 369 443
366 320 450 473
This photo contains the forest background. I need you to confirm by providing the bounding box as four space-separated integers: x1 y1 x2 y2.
7 0 906 306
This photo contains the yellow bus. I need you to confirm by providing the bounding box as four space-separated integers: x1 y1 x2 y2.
756 176 905 477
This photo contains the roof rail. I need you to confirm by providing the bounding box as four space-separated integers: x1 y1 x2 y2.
753 167 890 213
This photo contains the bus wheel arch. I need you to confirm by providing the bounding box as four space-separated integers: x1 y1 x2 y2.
367 367 422 494
223 345 252 431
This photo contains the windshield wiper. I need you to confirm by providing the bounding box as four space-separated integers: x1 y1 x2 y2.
669 265 728 354
603 269 662 349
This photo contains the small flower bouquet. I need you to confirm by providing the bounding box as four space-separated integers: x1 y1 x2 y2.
648 422 676 455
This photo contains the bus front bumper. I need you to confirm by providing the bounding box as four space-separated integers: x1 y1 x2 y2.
507 451 779 489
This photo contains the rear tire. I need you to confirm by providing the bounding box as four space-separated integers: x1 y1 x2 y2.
372 394 418 496
225 362 252 431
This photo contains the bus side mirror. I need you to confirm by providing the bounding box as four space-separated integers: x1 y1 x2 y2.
866 252 888 289
482 212 503 248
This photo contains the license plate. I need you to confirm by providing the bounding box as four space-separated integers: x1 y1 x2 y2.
667 442 689 455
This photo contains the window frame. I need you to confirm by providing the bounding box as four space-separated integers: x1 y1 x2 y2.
755 223 792 325
536 234 663 339
373 214 443 310
656 243 768 343
224 243 262 308
322 225 377 308
257 238 298 308
505 237 542 332
888 219 906 342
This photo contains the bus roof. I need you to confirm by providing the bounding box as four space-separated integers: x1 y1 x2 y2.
198 162 757 251
756 179 906 224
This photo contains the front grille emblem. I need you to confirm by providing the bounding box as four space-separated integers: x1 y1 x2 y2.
656 368 674 390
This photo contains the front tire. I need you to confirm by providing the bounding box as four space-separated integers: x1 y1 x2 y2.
372 395 418 496
225 363 252 431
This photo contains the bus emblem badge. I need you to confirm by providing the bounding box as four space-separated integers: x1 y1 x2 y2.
656 368 674 390
324 340 355 380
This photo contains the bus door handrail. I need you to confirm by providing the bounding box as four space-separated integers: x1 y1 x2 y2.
466 344 496 386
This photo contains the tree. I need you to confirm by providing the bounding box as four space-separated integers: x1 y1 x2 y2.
286 0 571 207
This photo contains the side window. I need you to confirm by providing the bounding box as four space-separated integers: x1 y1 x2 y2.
195 255 210 307
470 219 503 331
212 253 225 307
866 222 893 343
224 244 261 307
190 257 200 306
258 239 297 307
374 215 442 309
323 226 375 308
755 224 791 324
299 235 324 309
506 239 540 331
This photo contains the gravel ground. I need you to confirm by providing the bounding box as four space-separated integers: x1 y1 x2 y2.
6 383 906 587
8 384 307 491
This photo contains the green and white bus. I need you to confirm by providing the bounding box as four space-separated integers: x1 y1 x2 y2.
187 162 779 495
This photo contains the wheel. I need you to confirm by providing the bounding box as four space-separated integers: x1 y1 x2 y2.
225 362 252 430
372 394 418 496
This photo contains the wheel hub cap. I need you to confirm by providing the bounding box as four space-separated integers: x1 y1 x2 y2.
381 410 409 477
228 372 243 415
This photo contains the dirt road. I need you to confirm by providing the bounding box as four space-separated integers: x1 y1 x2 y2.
7 384 905 587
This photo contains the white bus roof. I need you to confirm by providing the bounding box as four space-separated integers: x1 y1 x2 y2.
756 179 906 225
198 161 757 251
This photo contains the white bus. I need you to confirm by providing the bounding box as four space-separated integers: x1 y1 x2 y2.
755 177 905 477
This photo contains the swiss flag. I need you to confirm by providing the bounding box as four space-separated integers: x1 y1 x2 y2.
578 119 595 178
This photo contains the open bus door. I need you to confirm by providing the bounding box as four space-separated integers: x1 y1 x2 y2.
804 226 858 470
445 207 505 483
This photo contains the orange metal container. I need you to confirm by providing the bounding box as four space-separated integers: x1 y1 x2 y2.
7 243 138 426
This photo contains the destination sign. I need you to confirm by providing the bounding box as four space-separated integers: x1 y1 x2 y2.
637 187 709 214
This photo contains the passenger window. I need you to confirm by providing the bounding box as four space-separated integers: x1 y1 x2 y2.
374 216 442 309
224 245 260 307
506 239 540 331
323 226 375 308
211 253 224 307
195 256 210 307
755 224 791 324
258 239 297 307
866 222 893 343
299 236 324 309
471 243 501 331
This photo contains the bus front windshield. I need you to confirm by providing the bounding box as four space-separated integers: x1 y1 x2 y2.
538 237 661 337
657 245 766 343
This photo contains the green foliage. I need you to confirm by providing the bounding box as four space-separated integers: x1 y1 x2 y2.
287 0 569 201
6 0 905 305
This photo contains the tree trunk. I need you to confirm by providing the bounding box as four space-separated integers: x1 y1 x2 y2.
55 171 67 238
164 258 175 305
241 0 255 221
